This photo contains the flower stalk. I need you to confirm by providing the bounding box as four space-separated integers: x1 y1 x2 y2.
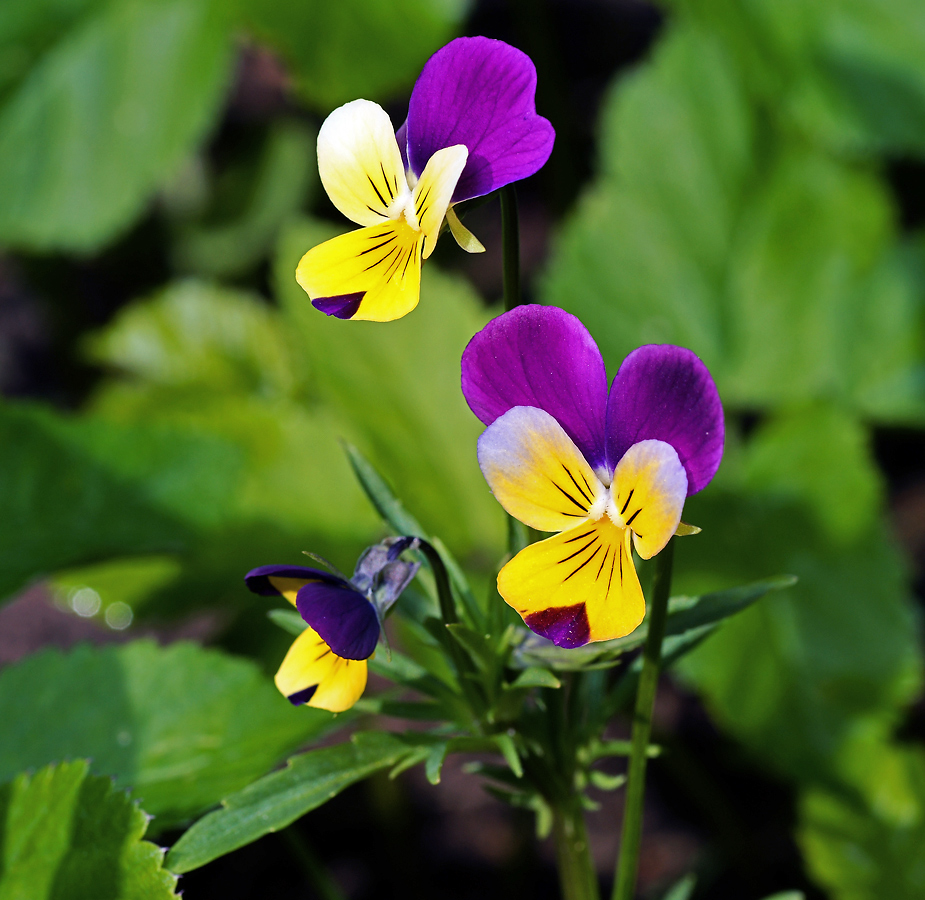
612 538 675 900
553 799 600 900
501 184 521 311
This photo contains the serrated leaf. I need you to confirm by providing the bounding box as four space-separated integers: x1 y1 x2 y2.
0 0 234 252
0 760 178 898
0 641 338 831
166 731 416 872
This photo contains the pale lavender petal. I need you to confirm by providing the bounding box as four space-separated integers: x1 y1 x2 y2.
461 305 609 471
406 37 555 202
296 582 380 661
605 345 724 495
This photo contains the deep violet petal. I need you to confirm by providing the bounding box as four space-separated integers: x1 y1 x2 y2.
296 582 380 661
461 305 609 471
288 685 319 706
605 345 724 495
312 293 365 319
244 565 346 597
524 603 590 648
406 37 554 202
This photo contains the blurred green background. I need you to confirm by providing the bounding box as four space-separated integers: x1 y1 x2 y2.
1 0 924 898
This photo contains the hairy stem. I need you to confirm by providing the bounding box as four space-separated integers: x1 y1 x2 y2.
612 540 675 900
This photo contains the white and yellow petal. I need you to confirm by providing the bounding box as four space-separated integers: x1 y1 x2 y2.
498 516 644 646
610 439 687 559
409 144 468 258
296 220 423 322
317 99 409 227
275 626 367 714
477 406 605 533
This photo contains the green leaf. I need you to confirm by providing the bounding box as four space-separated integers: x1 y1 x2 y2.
662 874 696 900
166 731 416 872
267 607 308 636
0 760 178 898
0 399 236 603
0 0 234 252
0 641 338 831
799 742 925 900
541 22 925 423
233 0 468 110
446 623 495 672
424 741 449 785
505 667 561 690
172 119 317 278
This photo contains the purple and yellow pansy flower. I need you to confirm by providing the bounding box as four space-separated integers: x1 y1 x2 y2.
297 36 554 322
245 538 419 712
461 305 724 648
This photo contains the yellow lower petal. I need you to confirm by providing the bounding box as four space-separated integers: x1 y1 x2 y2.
498 517 645 646
275 626 368 713
296 220 423 322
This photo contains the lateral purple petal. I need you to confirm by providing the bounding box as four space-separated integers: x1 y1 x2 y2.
461 305 609 471
406 36 555 202
244 565 345 597
605 345 724 495
296 582 380 661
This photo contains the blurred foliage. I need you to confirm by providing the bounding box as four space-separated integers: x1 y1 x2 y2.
0 641 339 831
0 760 178 898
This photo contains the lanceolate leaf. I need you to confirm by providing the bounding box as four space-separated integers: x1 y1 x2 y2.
166 732 417 873
0 760 178 899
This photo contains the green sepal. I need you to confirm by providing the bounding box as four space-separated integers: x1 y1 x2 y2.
505 667 562 690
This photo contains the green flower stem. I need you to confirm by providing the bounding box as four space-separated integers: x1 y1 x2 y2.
553 800 600 900
501 184 521 311
612 539 675 900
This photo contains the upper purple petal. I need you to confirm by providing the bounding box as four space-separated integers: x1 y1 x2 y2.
405 36 555 203
461 305 609 472
296 582 380 661
605 345 724 495
244 564 346 597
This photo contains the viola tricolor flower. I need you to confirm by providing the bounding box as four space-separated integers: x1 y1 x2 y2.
297 36 554 322
461 306 724 648
245 538 419 712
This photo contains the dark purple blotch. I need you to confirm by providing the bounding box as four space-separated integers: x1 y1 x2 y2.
312 293 365 319
525 603 590 648
288 685 319 706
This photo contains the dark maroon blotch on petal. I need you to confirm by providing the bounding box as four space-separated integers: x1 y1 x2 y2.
605 345 724 495
244 564 345 597
296 582 379 661
406 37 554 203
525 603 590 648
461 305 609 471
313 293 365 319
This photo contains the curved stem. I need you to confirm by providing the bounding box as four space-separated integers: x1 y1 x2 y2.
612 540 675 900
553 800 600 900
500 184 521 311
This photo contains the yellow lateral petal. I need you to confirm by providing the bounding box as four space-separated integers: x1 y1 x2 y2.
296 221 423 322
498 517 645 645
411 144 468 259
268 575 309 606
611 439 688 560
478 406 605 532
317 99 409 227
446 206 485 253
275 627 367 713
